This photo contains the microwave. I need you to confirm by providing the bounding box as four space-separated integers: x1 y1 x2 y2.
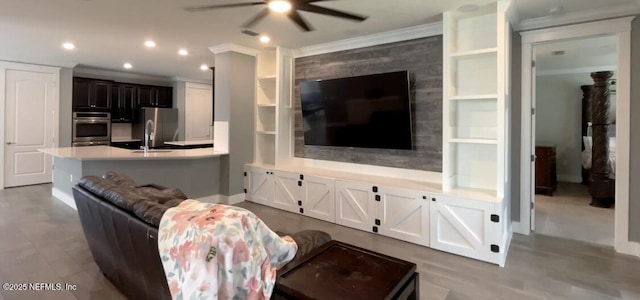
72 112 111 144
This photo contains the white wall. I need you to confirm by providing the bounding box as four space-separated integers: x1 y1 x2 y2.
535 73 594 182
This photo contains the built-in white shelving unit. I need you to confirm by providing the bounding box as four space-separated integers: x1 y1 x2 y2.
443 2 509 198
254 47 295 166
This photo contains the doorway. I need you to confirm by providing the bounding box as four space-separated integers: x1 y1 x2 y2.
532 36 617 246
0 62 60 189
519 17 636 256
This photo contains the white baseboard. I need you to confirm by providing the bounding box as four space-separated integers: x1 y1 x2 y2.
210 193 246 205
228 193 245 205
196 194 221 204
616 240 640 257
557 174 583 183
511 221 530 235
500 230 514 267
52 187 77 211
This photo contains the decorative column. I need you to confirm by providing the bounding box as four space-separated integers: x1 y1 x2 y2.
209 44 258 204
589 71 615 208
580 85 592 185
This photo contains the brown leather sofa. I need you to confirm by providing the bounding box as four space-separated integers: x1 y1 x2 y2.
72 172 331 300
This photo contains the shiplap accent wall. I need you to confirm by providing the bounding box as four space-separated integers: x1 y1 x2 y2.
293 36 443 171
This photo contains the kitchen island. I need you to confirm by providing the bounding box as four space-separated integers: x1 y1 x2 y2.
39 146 228 210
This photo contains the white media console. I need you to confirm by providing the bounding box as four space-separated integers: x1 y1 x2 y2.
244 163 511 266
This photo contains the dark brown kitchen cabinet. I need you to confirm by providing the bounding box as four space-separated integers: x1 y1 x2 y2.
111 84 136 123
137 86 173 108
73 77 112 111
156 87 173 107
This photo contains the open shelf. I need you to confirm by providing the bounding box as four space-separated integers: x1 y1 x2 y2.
257 131 276 135
449 143 497 192
449 99 497 140
256 107 276 132
256 133 276 165
452 12 497 53
449 53 497 97
257 75 276 106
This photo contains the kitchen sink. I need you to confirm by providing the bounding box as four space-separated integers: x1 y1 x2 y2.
130 150 173 153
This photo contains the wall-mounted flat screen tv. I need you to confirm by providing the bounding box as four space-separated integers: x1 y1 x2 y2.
299 71 413 150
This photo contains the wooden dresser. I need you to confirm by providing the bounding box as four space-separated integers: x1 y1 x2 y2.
535 145 557 196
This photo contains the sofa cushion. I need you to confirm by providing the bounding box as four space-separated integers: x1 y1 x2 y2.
78 173 188 227
79 175 149 212
102 171 137 189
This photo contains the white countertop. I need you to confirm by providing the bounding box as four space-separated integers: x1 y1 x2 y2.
39 146 228 160
164 139 214 146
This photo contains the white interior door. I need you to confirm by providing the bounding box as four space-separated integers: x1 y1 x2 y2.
4 69 56 187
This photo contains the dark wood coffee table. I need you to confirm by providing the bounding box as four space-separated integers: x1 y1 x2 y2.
273 240 419 300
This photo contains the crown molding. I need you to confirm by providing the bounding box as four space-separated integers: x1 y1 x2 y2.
517 3 640 31
0 58 76 69
294 22 443 58
73 66 173 85
171 76 212 85
520 16 634 44
504 0 521 27
536 65 617 76
208 43 259 56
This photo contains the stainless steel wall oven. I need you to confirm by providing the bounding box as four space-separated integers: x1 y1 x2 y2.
72 112 111 146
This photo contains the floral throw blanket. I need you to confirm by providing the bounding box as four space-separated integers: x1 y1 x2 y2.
158 200 298 300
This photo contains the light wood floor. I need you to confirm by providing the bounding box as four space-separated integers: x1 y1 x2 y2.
1 184 639 300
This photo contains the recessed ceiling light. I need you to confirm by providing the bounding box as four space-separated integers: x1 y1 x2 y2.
144 40 156 48
62 42 75 50
200 64 209 71
124 63 133 69
260 36 271 43
457 4 480 12
178 49 189 56
268 0 291 13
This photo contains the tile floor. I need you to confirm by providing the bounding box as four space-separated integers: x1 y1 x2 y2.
0 183 639 300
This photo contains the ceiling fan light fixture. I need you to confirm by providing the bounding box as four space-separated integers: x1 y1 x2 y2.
268 0 292 13
259 35 271 43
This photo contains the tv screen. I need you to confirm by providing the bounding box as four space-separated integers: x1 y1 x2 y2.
299 71 413 150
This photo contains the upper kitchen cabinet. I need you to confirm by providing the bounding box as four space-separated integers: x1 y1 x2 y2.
156 86 173 107
137 85 173 108
72 77 112 111
111 84 136 123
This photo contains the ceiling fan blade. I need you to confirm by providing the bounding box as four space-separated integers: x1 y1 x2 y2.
296 3 368 22
288 10 314 32
185 2 265 12
243 8 270 28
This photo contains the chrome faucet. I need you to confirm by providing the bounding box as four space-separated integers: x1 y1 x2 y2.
142 119 155 153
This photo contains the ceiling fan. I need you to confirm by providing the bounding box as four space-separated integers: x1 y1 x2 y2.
184 0 368 32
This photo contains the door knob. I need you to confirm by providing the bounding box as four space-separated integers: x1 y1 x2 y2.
6 142 15 145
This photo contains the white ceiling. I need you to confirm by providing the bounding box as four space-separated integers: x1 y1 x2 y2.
536 36 617 74
0 0 637 81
